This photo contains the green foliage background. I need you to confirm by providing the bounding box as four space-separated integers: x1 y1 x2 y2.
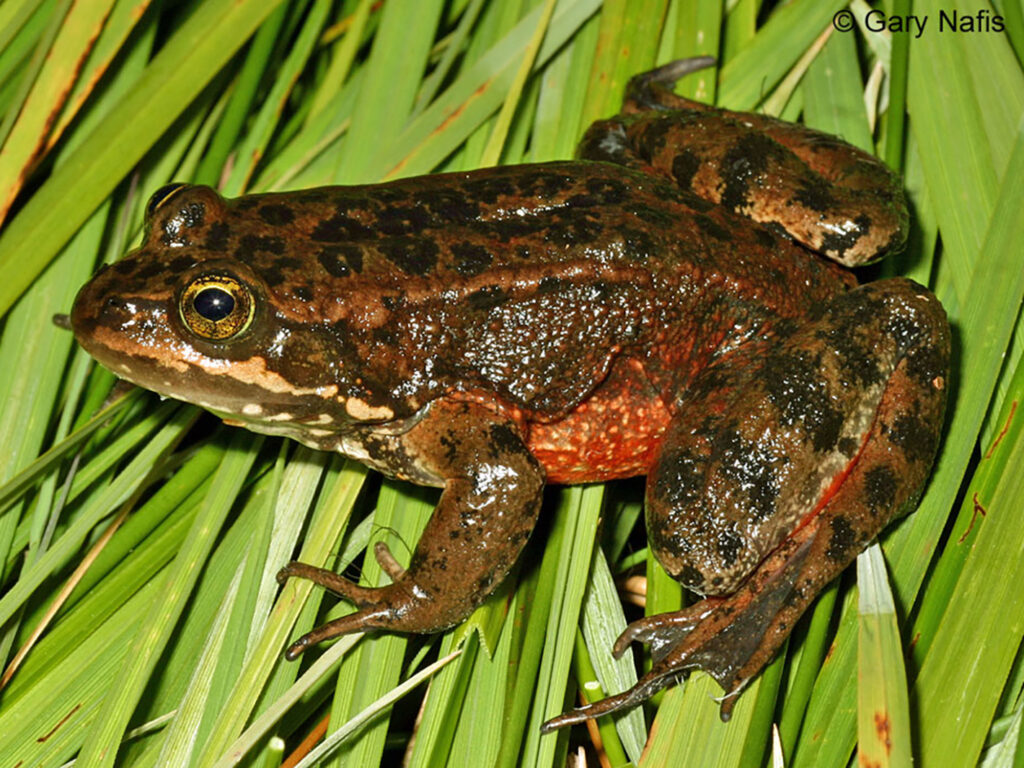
0 1 1022 766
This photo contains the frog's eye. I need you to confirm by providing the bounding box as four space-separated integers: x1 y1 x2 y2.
147 183 189 218
179 275 255 341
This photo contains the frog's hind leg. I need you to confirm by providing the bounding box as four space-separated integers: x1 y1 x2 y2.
543 277 950 731
577 58 907 266
278 399 544 660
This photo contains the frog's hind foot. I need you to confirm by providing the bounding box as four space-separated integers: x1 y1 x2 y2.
543 531 818 733
623 57 717 111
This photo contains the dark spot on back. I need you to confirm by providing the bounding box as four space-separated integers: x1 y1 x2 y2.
259 204 295 226
372 327 397 345
681 192 714 212
452 242 493 276
424 189 480 221
637 116 673 156
376 204 432 235
538 276 568 294
621 227 654 261
204 221 230 251
585 177 628 203
515 170 574 198
274 256 302 271
628 204 673 228
372 186 410 205
546 210 602 246
311 214 373 242
460 175 517 204
134 262 163 281
168 255 195 273
317 245 363 277
238 234 285 256
262 266 285 286
489 216 548 239
234 197 260 211
379 237 439 276
566 193 598 208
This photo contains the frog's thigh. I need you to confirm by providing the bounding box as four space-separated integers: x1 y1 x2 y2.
647 278 950 596
280 399 543 655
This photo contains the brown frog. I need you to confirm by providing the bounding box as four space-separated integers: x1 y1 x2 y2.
69 59 950 729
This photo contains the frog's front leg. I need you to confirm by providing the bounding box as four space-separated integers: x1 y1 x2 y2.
279 399 543 659
543 278 949 731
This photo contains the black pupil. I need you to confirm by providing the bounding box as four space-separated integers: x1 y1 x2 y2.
193 287 235 321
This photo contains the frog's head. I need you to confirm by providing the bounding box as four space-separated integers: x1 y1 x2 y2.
71 184 399 440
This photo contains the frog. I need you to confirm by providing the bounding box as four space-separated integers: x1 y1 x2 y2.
68 58 950 730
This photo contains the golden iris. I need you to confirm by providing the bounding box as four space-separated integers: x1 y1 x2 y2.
179 275 255 340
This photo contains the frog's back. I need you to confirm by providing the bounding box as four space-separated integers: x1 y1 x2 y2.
219 164 830 409
236 161 841 283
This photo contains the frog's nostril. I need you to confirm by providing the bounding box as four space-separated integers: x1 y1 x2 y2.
98 296 134 323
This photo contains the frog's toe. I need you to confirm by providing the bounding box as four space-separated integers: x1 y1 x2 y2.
613 600 717 660
541 672 679 733
282 592 428 660
277 561 381 607
283 608 391 660
281 573 442 660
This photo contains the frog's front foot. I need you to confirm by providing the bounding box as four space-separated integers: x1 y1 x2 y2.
280 399 544 661
277 542 440 660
